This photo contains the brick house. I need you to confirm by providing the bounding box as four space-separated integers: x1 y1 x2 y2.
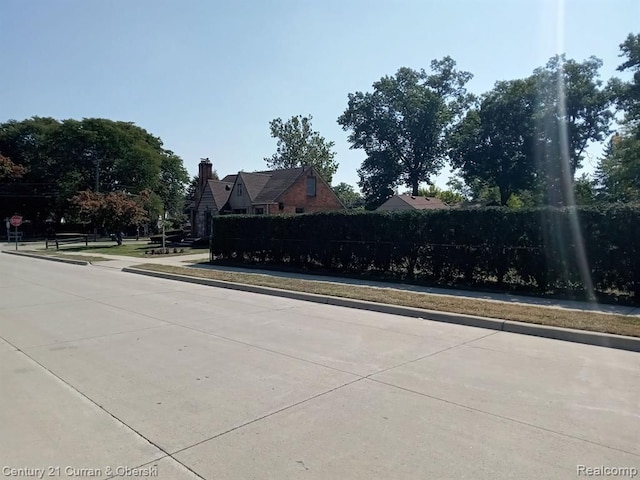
191 159 344 237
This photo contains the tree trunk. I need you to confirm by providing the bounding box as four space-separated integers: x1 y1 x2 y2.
411 179 419 196
500 187 510 206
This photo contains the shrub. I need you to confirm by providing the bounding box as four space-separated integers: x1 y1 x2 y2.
210 206 640 301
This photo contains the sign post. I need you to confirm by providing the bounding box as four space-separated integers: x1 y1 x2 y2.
10 215 22 251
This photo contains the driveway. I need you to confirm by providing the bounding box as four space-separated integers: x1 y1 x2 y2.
1 254 638 479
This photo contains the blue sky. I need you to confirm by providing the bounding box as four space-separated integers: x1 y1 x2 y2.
1 0 638 190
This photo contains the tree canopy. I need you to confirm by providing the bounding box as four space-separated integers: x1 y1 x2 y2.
264 115 338 184
448 54 611 206
332 182 364 209
597 34 640 203
71 190 148 244
0 154 25 181
531 55 612 205
449 78 538 205
0 117 188 224
338 57 473 209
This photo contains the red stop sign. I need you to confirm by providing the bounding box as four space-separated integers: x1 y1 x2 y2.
10 215 22 227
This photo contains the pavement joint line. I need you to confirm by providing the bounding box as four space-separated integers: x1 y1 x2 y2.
21 325 172 351
89 291 496 381
87 292 503 387
0 298 88 311
362 331 501 380
168 377 367 458
365 377 640 458
82 293 367 378
284 304 431 339
0 335 208 480
122 266 640 353
92 286 469 379
155 320 365 378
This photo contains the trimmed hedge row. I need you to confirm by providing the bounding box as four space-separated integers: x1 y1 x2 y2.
210 206 640 301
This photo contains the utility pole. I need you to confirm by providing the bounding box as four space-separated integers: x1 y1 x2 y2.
93 157 100 242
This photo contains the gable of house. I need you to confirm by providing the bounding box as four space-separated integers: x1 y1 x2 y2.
226 172 272 213
274 167 344 214
252 167 306 205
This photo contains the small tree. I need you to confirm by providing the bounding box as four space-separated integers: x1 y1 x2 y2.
72 190 147 245
0 154 25 180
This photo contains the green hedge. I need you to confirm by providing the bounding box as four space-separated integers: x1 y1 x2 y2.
210 206 640 301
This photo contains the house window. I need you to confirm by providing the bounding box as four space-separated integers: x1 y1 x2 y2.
295 207 305 214
278 202 284 211
306 177 316 197
232 208 247 214
254 207 264 215
237 184 243 196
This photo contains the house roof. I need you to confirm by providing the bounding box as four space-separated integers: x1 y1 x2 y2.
253 167 306 204
236 171 273 201
208 179 234 209
220 174 237 183
384 195 450 210
208 166 326 210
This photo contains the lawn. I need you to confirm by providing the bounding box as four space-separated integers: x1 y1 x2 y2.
44 243 209 258
131 263 640 338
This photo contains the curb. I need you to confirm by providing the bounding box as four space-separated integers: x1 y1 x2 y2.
122 267 640 353
2 250 89 266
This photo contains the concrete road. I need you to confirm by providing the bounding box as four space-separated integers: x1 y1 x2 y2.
0 254 638 480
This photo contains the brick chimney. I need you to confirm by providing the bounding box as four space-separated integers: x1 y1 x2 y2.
194 158 213 208
198 158 213 193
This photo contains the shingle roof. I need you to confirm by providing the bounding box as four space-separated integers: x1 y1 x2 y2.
209 167 311 207
208 179 234 209
237 171 273 201
220 174 237 183
396 195 450 209
252 167 306 204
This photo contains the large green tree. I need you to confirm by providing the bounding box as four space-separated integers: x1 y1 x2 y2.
449 55 611 206
597 33 640 202
449 78 538 205
338 57 473 208
609 33 640 125
265 115 338 184
0 117 188 224
532 55 612 205
597 133 640 202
